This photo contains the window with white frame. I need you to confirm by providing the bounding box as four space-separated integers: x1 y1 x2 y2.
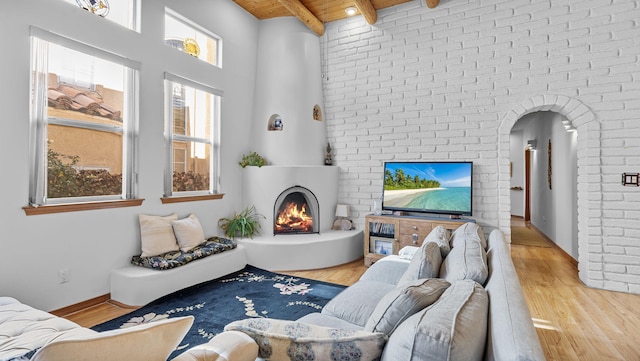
164 73 222 196
62 0 140 31
164 8 221 68
29 27 139 206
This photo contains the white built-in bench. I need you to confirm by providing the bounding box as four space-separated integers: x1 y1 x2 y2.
110 245 247 307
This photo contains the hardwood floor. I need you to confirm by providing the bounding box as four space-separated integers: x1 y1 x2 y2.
61 229 640 360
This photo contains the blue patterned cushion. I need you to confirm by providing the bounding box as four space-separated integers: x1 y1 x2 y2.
131 237 237 270
224 319 386 361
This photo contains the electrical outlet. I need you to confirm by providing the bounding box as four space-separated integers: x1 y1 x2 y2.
58 268 70 284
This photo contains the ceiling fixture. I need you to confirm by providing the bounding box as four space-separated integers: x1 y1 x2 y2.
345 7 357 16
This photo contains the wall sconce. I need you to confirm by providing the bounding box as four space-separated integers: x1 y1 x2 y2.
527 139 537 150
345 7 357 16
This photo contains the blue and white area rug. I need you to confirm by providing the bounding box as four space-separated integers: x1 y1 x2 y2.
92 265 347 359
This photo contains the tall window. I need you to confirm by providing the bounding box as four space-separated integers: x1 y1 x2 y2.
29 28 139 206
164 73 222 197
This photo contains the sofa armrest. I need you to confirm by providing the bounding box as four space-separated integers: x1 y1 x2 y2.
171 331 258 361
484 230 545 361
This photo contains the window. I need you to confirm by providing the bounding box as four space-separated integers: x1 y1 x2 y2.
29 27 139 207
164 73 222 198
164 8 222 67
62 0 140 31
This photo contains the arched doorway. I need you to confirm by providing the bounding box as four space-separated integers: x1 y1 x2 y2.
509 111 578 259
498 95 600 288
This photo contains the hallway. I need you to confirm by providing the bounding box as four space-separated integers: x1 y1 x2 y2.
511 220 640 360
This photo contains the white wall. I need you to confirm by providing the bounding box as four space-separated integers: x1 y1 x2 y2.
321 0 640 293
509 130 525 217
0 0 259 311
252 18 328 166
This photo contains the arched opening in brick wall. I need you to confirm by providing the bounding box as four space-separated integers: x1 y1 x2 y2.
498 95 601 289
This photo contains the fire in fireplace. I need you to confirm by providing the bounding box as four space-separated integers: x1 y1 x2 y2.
273 186 319 235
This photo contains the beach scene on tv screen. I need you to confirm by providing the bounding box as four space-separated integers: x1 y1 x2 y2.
383 162 472 213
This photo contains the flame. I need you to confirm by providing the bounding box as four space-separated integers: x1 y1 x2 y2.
275 201 313 233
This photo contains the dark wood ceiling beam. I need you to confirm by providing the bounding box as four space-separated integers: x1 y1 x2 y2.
277 0 325 36
426 0 440 8
353 0 378 25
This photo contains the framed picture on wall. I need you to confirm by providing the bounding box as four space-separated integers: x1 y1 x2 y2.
373 238 394 255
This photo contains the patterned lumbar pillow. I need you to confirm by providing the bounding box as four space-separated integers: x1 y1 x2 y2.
225 319 386 361
364 278 451 335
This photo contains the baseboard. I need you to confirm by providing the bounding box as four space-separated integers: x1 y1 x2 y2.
50 294 111 317
528 224 578 267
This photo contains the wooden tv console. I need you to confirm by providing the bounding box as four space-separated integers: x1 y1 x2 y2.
364 214 471 266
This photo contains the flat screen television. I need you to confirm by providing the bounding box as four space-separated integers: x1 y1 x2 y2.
382 161 473 216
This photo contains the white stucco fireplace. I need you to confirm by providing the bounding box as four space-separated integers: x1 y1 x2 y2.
240 166 363 270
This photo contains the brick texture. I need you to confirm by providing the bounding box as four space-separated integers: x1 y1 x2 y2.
321 0 640 293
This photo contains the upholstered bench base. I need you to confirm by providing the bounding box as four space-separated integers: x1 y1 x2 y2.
110 245 247 306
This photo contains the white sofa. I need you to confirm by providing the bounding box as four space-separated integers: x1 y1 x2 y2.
222 224 546 361
0 296 258 361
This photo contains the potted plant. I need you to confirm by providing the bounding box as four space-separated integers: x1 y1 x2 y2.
239 151 267 168
218 205 265 239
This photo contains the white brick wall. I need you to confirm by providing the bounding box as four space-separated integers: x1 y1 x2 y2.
321 0 640 293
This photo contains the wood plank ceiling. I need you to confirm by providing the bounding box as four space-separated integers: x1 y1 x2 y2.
233 0 439 36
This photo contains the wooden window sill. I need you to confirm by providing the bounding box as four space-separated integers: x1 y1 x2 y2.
23 199 144 216
160 193 224 204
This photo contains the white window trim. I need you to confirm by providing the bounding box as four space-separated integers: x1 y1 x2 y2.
29 27 139 206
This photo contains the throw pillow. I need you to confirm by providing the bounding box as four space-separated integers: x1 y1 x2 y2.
397 241 442 285
440 238 489 285
451 222 487 249
224 319 386 361
321 280 396 327
424 225 452 258
31 316 194 361
364 278 451 335
139 213 179 257
382 280 488 361
172 213 206 252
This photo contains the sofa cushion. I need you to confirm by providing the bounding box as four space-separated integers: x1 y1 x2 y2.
296 313 364 331
31 316 194 361
451 222 487 249
321 280 396 327
139 213 180 257
224 319 386 361
425 225 452 258
359 256 410 285
398 241 442 285
382 280 488 361
171 330 258 361
364 278 450 336
440 238 488 285
0 300 95 360
172 213 206 252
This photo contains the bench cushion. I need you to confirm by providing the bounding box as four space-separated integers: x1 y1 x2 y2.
131 237 236 270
